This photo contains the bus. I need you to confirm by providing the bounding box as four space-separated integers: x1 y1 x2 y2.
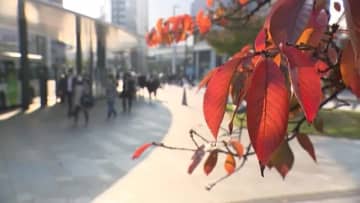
0 56 44 110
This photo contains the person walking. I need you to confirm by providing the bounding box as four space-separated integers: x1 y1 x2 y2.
146 74 160 100
73 74 92 126
39 66 48 108
122 72 136 113
106 75 118 119
57 73 67 104
66 69 75 117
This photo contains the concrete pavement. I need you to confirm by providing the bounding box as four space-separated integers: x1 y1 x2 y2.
0 96 171 203
94 85 360 203
1 85 360 203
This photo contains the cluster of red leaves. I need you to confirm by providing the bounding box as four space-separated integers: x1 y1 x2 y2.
136 0 360 180
200 0 360 177
146 14 194 47
188 139 244 176
146 0 263 46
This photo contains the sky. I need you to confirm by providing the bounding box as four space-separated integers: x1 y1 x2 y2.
63 0 193 30
63 0 346 31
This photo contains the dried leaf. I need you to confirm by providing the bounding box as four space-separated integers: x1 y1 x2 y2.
132 143 152 160
296 133 317 162
230 139 244 158
204 150 218 175
224 154 236 175
188 145 206 174
268 141 294 179
313 117 324 133
334 2 341 11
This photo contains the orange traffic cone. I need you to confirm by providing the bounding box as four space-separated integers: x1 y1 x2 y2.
182 87 188 106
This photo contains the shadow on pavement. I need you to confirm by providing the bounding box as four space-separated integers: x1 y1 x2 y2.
0 97 172 202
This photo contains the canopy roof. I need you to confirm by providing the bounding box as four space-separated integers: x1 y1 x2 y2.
0 0 137 52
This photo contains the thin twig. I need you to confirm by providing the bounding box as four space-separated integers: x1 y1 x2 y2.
205 144 253 191
287 87 345 141
190 129 210 144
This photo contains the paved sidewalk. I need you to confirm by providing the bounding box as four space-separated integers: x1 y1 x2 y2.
94 85 360 203
0 96 172 203
323 90 360 112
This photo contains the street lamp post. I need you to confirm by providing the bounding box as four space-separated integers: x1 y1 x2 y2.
171 5 179 76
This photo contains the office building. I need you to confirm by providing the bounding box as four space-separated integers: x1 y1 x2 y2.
111 0 148 73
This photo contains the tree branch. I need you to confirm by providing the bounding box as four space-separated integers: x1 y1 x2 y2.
287 86 345 141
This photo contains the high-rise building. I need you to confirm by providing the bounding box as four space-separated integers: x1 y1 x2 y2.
111 0 127 27
190 0 228 80
111 0 148 35
111 0 148 73
39 0 63 6
45 0 63 6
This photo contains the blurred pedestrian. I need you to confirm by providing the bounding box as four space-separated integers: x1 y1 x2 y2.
39 66 48 108
66 69 76 117
122 72 136 113
146 74 160 100
106 75 118 119
73 74 92 126
57 73 67 104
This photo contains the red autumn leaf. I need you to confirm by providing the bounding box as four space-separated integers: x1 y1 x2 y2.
155 18 164 42
266 0 314 46
313 116 324 133
188 145 206 174
246 58 290 165
297 9 329 47
168 16 181 32
204 58 241 139
230 139 244 158
224 154 236 175
296 133 317 162
334 2 341 11
314 0 327 11
207 0 214 7
215 7 225 19
315 59 328 72
340 41 360 97
219 18 228 26
315 59 329 77
232 45 252 59
183 15 194 34
132 143 152 160
204 150 218 175
238 0 248 5
196 10 212 34
268 141 294 179
198 69 216 90
230 71 250 104
344 0 360 66
281 45 322 123
328 45 338 65
255 28 267 52
228 71 252 134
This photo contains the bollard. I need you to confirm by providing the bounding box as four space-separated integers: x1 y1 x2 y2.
182 87 188 106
